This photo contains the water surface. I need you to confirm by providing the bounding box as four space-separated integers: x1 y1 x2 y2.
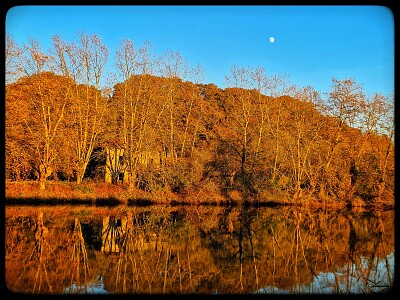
5 204 394 294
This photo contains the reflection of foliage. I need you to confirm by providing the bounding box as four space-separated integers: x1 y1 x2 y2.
114 212 136 293
6 212 54 293
30 212 53 293
198 207 394 293
5 206 394 294
101 215 124 253
65 218 91 293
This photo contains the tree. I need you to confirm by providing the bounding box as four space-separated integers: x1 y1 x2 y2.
113 39 158 188
5 34 23 84
256 73 295 188
325 77 364 128
283 97 325 200
178 65 205 159
6 72 74 188
310 78 365 201
6 82 34 181
355 93 394 201
223 65 257 192
51 33 110 184
5 36 77 188
157 50 190 162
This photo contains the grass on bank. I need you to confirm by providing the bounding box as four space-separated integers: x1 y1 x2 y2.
5 180 231 206
4 180 394 210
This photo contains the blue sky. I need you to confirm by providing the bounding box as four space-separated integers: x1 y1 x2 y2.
6 5 394 97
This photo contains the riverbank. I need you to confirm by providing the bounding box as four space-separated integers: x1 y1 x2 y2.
5 180 394 210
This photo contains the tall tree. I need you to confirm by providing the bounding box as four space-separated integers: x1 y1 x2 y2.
284 97 325 200
6 72 74 188
5 34 23 84
157 50 189 161
6 36 74 188
113 39 157 188
179 65 205 159
320 77 365 200
224 65 257 191
51 33 110 184
356 93 394 200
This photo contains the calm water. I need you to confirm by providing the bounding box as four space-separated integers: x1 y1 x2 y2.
5 204 394 294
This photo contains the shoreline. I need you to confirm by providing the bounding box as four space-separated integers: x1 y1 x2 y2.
5 180 394 211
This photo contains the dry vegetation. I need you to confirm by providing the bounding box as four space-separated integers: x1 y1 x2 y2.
5 33 394 209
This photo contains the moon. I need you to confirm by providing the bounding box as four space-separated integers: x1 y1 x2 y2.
269 36 275 43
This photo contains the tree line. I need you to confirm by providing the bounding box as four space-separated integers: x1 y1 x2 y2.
5 33 394 205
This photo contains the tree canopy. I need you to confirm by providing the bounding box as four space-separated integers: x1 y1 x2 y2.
5 33 394 206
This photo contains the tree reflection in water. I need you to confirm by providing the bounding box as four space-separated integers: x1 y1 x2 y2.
30 211 52 293
5 211 54 293
5 205 394 294
65 218 91 293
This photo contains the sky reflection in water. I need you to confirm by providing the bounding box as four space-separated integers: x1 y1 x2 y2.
5 205 394 294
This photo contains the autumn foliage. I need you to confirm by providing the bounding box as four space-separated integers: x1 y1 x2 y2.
5 33 394 208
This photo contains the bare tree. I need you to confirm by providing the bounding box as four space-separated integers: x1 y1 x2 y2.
114 39 157 188
180 64 205 158
285 97 325 200
5 34 23 84
6 37 74 188
357 93 394 199
51 33 110 184
224 65 256 191
157 50 189 161
324 77 365 169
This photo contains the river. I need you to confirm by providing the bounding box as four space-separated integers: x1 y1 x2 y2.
5 204 394 294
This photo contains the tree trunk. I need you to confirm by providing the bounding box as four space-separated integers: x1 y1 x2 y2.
39 179 46 190
76 172 84 185
39 164 52 190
